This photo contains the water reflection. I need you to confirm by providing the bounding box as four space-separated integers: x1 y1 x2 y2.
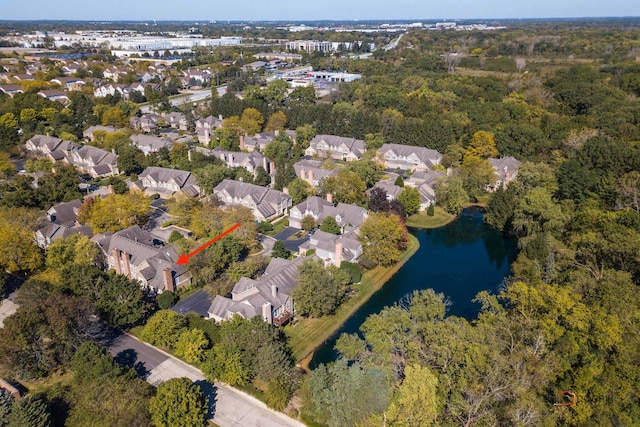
310 207 517 368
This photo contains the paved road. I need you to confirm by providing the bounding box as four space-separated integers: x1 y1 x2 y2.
273 227 309 252
107 334 304 427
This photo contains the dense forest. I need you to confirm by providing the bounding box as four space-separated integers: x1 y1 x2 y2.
1 19 639 426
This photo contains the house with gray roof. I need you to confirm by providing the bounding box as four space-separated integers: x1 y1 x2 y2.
488 156 522 191
305 134 366 161
137 166 202 198
404 170 446 209
377 143 443 172
130 113 161 133
66 145 119 178
293 159 339 188
130 134 173 155
366 181 403 202
34 199 93 249
25 134 79 157
208 256 309 326
213 179 291 221
240 130 296 152
92 225 191 293
288 196 367 233
195 115 223 145
82 125 117 142
298 230 362 267
207 148 273 176
0 84 24 97
163 112 188 131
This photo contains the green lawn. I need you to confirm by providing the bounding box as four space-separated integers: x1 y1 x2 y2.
406 207 455 229
285 234 420 364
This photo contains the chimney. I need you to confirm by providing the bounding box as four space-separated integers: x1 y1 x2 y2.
504 166 511 184
204 128 210 144
282 186 289 195
335 240 343 267
275 129 280 137
163 268 175 292
270 161 276 174
218 114 223 121
121 251 131 278
263 155 268 173
112 248 122 274
239 135 245 151
107 185 115 194
262 302 273 324
326 192 333 203
187 149 193 162
300 168 306 180
271 284 278 298
308 169 314 186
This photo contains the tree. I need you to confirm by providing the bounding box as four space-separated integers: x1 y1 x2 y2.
67 342 153 427
294 260 350 317
394 175 405 187
45 234 100 272
265 111 287 132
426 203 435 216
101 107 129 128
140 310 187 349
305 359 389 427
81 192 151 233
359 213 407 267
287 178 314 204
37 164 82 206
253 166 271 187
435 175 468 214
0 389 14 426
465 130 499 158
149 378 208 427
5 396 51 427
398 187 421 216
271 240 290 259
0 207 44 273
322 170 367 206
175 328 210 364
295 124 316 149
382 364 439 426
264 79 289 106
346 160 381 189
240 107 264 136
0 293 96 378
320 216 341 234
95 273 149 328
301 215 317 232
157 291 178 309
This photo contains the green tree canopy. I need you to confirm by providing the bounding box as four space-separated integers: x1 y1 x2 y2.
149 378 208 427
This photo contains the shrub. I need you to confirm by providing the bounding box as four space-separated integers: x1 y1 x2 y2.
157 291 178 309
427 203 435 216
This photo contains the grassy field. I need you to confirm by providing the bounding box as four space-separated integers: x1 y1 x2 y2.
285 234 420 364
406 207 455 229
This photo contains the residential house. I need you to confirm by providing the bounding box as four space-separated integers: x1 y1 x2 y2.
305 134 366 161
207 147 273 176
34 200 93 249
50 76 85 91
367 181 403 201
0 84 24 97
92 225 191 293
293 159 339 188
213 179 292 221
208 256 308 326
66 145 119 178
241 130 295 152
130 134 172 155
82 125 117 142
377 143 443 172
130 113 161 133
195 115 223 145
163 112 188 131
37 90 71 106
298 230 362 267
404 170 446 209
136 166 202 198
488 156 522 191
288 195 367 233
25 134 78 157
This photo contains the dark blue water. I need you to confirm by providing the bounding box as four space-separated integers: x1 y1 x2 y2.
310 207 517 367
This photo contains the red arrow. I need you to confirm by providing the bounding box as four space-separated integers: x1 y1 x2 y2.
176 222 242 265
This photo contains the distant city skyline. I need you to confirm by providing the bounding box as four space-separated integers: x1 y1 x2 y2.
2 0 639 22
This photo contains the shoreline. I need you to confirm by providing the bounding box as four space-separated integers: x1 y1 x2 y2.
288 233 421 369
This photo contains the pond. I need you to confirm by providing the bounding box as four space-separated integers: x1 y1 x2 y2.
310 206 518 368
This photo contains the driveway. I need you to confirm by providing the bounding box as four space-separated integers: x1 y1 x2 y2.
107 333 304 427
273 227 310 252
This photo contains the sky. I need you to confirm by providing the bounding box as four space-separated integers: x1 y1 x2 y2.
1 0 639 21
